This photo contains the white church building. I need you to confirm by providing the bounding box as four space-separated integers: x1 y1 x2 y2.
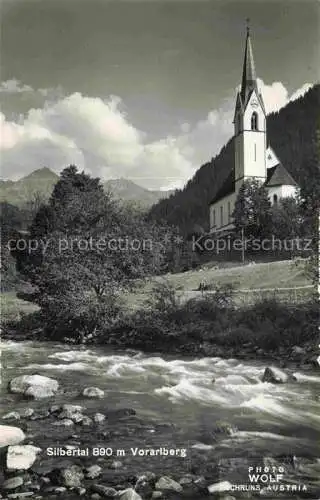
209 27 298 234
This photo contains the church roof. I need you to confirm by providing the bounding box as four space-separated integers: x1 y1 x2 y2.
209 162 298 206
265 163 298 187
240 27 258 106
209 169 234 205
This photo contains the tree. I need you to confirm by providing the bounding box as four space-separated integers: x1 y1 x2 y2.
25 166 169 342
271 197 302 239
232 179 272 239
299 130 320 288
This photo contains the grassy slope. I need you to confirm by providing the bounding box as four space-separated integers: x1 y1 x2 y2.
159 259 309 290
1 259 312 323
1 291 39 324
124 259 312 310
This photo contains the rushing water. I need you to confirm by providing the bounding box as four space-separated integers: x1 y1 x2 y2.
1 340 320 497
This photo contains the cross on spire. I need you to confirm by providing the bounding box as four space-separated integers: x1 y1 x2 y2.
246 17 250 36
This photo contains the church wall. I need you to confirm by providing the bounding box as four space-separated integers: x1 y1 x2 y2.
268 185 297 205
209 191 236 233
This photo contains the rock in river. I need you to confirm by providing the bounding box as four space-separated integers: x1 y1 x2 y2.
9 374 59 398
208 481 233 494
54 465 84 488
118 488 143 500
262 366 296 384
82 387 104 398
3 476 24 490
155 476 183 493
0 425 25 448
7 444 42 470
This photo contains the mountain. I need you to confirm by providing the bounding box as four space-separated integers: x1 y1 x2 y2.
104 178 174 208
0 168 173 210
0 167 59 206
149 84 320 234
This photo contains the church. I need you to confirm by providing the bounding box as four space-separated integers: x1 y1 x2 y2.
209 27 298 234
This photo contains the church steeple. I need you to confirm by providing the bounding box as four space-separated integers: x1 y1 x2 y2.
240 23 258 104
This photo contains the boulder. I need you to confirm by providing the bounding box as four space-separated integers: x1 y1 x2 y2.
155 476 183 493
117 489 143 500
82 387 104 398
9 375 59 399
91 484 117 496
262 367 296 384
208 481 232 494
56 465 84 488
0 425 25 448
7 444 42 470
3 476 24 490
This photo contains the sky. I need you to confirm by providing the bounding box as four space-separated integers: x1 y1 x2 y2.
0 0 319 189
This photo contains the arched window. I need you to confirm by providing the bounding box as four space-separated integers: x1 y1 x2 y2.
273 194 278 205
251 112 258 131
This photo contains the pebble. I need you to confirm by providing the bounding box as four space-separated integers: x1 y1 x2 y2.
108 460 123 469
19 409 35 419
52 419 74 427
81 416 93 426
2 412 21 420
85 464 102 479
7 493 34 499
94 413 106 424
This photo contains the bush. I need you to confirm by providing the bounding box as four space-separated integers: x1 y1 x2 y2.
145 280 180 314
40 292 124 342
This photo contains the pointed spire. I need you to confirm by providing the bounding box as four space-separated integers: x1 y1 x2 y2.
240 20 258 103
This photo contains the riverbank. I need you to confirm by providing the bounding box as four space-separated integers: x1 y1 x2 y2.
2 292 318 373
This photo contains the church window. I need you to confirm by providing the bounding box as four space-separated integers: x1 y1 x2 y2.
273 194 278 205
220 206 223 226
251 112 258 131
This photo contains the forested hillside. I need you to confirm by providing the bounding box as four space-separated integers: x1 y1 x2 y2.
149 84 320 234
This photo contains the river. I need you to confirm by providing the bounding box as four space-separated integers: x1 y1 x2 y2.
1 340 320 498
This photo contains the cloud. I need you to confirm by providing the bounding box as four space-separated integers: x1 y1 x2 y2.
0 81 313 189
0 79 33 93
